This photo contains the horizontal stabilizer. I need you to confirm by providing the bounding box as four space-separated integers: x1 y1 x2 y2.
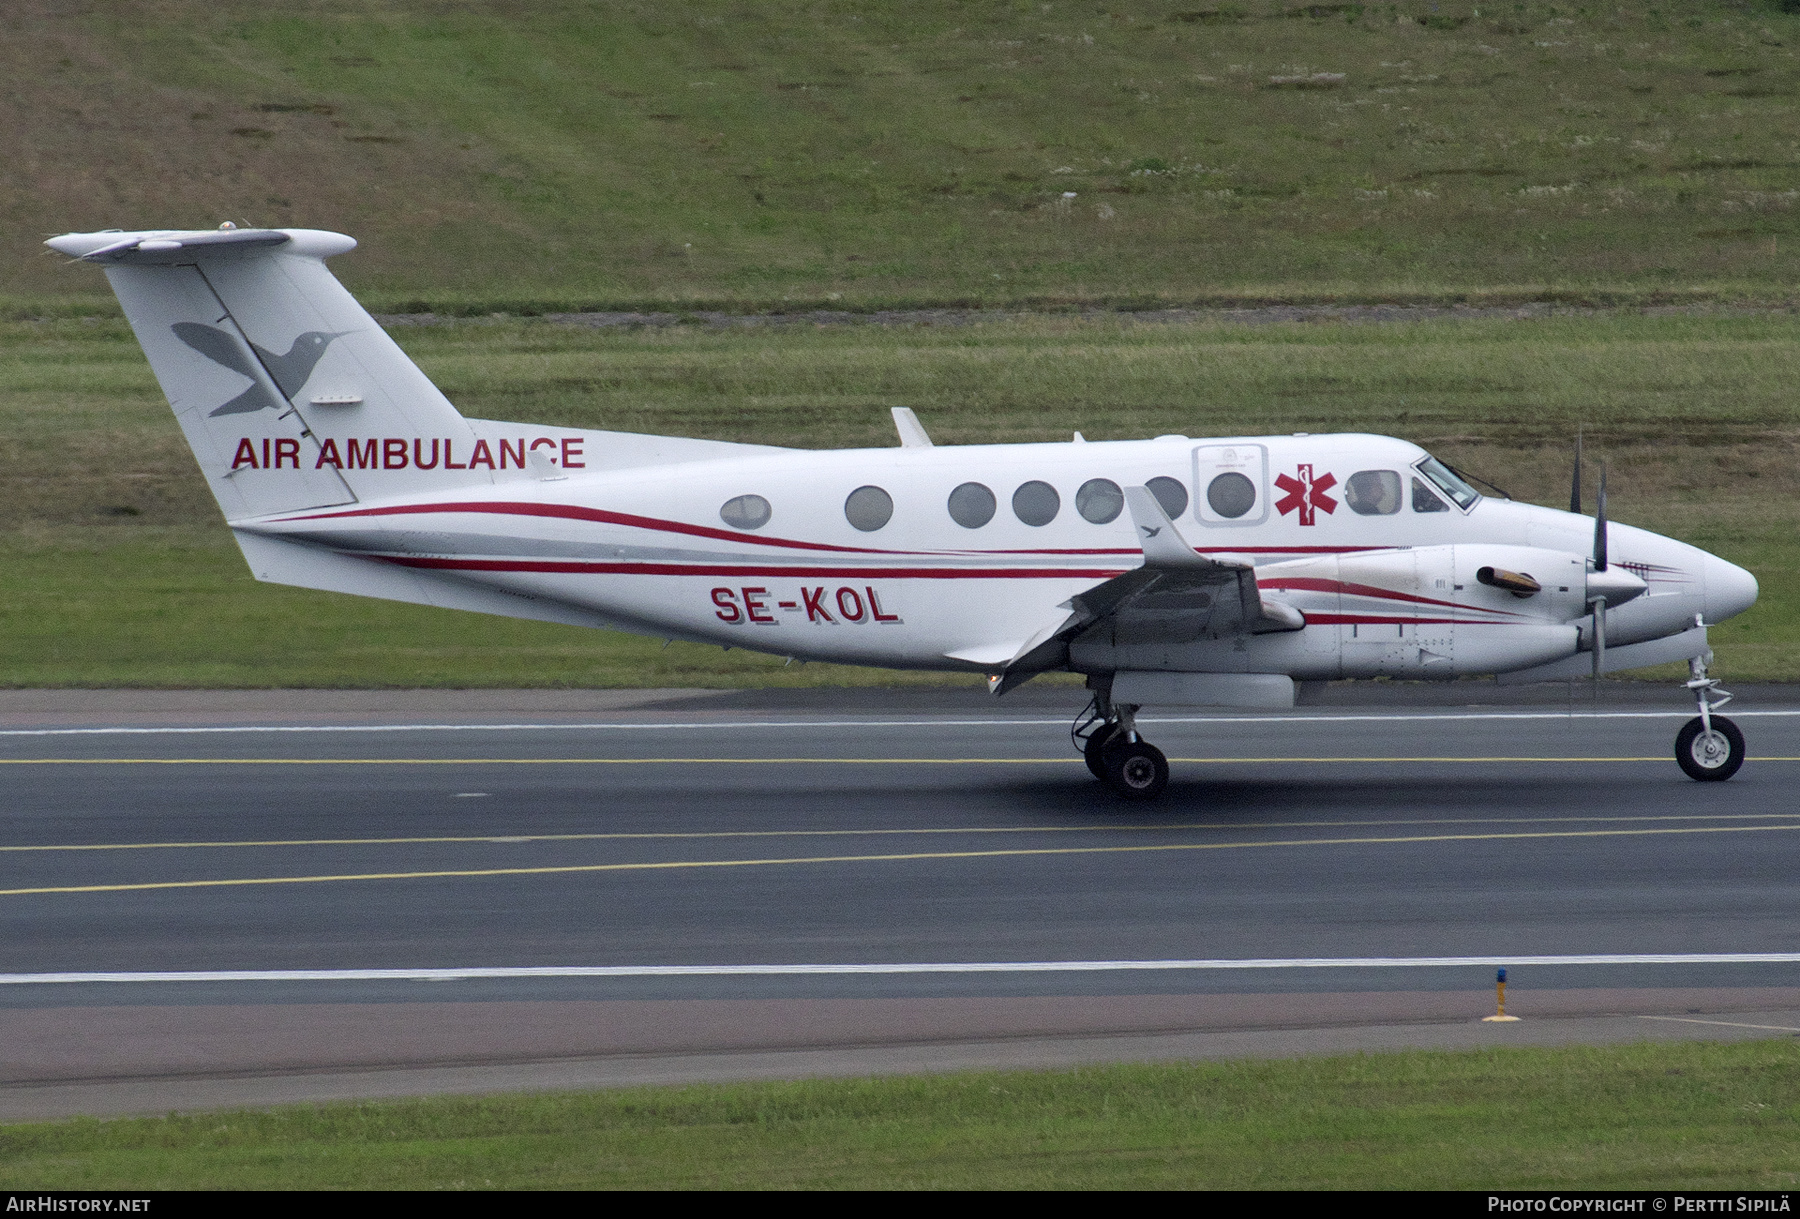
463 420 790 474
47 227 320 264
231 531 674 636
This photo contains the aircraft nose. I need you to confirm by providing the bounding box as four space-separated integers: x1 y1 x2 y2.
1705 554 1759 624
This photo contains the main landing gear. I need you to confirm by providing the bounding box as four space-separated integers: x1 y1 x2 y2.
1676 649 1744 782
1074 693 1169 800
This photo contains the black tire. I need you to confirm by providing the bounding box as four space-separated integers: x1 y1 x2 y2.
1675 715 1745 782
1083 731 1110 780
1102 740 1169 801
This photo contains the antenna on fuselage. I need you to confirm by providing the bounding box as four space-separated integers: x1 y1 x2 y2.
891 407 934 448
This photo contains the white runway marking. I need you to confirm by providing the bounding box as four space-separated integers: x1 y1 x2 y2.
1639 1015 1800 1034
7 954 1800 985
3 710 1800 737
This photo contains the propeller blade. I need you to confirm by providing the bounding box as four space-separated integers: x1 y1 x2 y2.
1589 457 1610 684
1593 460 1608 573
1591 596 1606 681
1569 426 1583 515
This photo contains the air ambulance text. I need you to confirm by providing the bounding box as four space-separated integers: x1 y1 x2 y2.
228 437 584 471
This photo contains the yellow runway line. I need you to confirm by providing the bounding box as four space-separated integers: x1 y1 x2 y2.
8 821 1800 898
7 811 1800 855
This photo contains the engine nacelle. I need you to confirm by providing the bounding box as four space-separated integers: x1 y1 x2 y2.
1069 544 1591 680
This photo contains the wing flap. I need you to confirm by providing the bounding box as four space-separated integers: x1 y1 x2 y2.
985 485 1304 695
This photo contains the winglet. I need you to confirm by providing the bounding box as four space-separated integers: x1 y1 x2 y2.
892 407 933 448
1124 485 1230 570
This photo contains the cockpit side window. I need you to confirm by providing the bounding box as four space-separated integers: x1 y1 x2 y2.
1415 456 1480 510
1411 477 1449 513
1344 470 1401 516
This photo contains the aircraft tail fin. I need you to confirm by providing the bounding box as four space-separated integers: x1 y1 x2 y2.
46 227 491 521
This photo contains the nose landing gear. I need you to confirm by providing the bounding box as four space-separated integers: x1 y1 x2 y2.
1676 647 1743 782
1074 693 1170 800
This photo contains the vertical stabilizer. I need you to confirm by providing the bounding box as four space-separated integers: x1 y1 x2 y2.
46 227 493 521
102 258 357 519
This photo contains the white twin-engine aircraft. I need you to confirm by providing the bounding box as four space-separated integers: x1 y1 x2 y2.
49 225 1761 798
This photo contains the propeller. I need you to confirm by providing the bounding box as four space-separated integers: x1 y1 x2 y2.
1591 460 1608 680
1569 425 1583 515
1593 460 1608 574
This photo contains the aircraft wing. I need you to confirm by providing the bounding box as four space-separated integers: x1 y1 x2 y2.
988 486 1301 694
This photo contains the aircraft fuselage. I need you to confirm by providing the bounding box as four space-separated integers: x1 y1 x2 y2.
247 431 1756 680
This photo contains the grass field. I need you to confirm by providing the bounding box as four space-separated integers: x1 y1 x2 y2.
3 1040 1799 1189
7 0 1800 688
3 308 1797 687
7 0 1800 308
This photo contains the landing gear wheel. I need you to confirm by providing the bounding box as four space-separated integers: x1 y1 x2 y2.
1102 740 1169 801
1676 715 1744 782
1084 731 1110 780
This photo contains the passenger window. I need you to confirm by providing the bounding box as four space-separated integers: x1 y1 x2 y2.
720 494 772 530
844 485 893 532
1076 478 1124 524
1147 476 1189 519
1345 470 1402 516
1206 472 1256 519
1012 480 1061 526
947 482 996 529
1411 477 1449 513
943 478 1000 529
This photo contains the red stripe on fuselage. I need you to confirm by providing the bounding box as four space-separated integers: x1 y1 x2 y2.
380 556 1127 580
381 556 1530 620
1258 575 1528 618
274 501 1399 560
1200 546 1386 555
278 501 894 555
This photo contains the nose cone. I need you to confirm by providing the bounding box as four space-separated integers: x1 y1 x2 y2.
1705 554 1759 624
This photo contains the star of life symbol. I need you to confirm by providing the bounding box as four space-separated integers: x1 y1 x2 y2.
1274 463 1338 526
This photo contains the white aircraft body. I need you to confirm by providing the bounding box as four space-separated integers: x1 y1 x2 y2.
47 225 1761 797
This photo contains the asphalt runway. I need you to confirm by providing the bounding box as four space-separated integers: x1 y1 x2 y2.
4 685 1800 1118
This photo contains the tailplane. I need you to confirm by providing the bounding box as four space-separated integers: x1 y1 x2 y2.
47 227 490 520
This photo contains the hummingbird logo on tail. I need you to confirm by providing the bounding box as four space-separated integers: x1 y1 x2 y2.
171 323 343 416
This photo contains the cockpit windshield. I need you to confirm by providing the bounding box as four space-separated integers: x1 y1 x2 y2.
1415 456 1480 510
